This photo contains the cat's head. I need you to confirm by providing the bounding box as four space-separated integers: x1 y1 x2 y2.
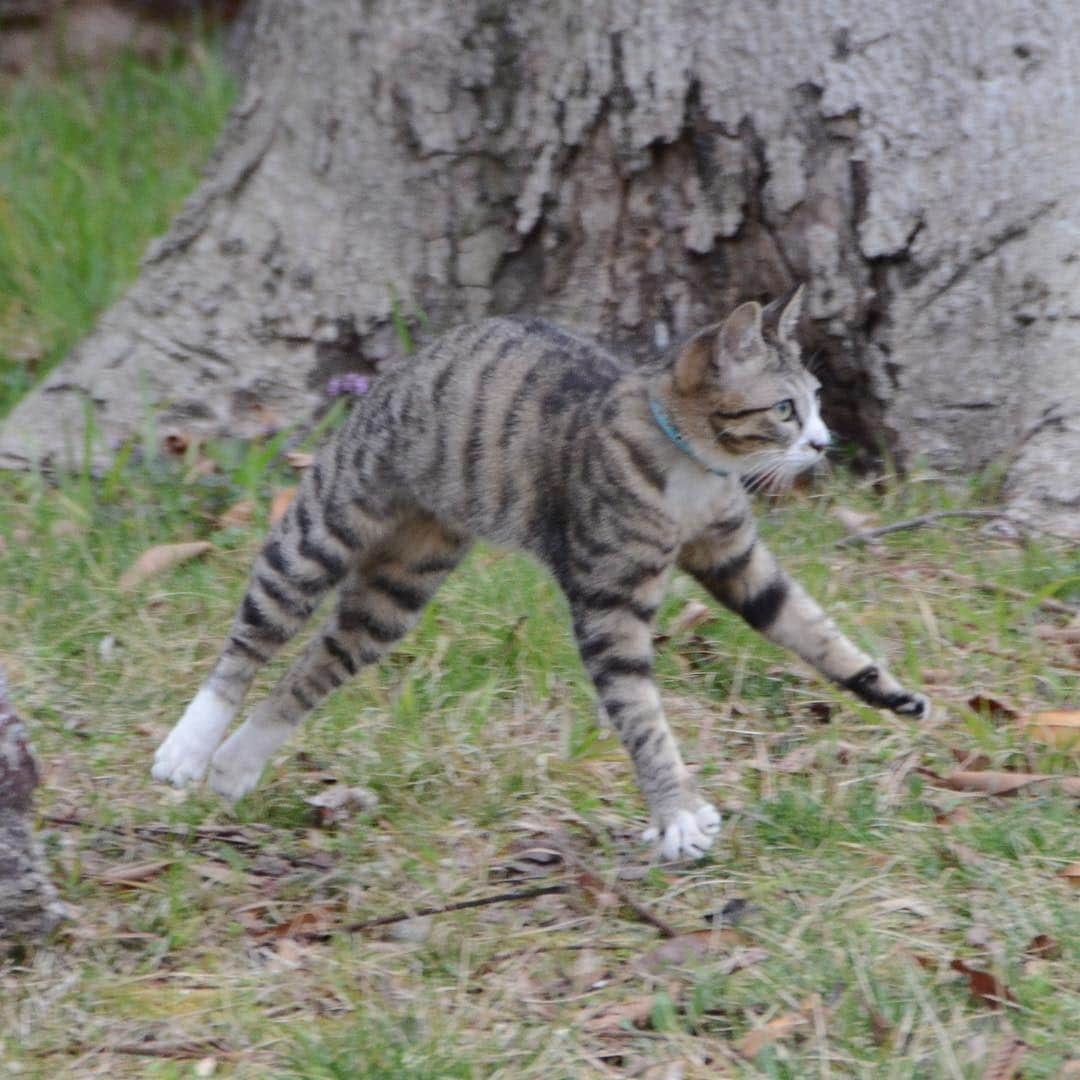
668 286 829 489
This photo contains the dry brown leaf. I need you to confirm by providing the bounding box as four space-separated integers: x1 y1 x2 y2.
218 499 255 529
304 783 379 825
252 905 337 942
285 450 314 469
931 804 972 826
832 506 879 534
967 695 1020 722
876 896 935 918
637 929 746 972
980 1036 1027 1080
1022 710 1080 750
1033 622 1080 645
950 748 995 771
1023 933 1060 960
192 861 242 886
118 541 213 591
269 487 297 525
583 994 656 1035
575 870 619 914
492 833 568 879
917 766 1080 797
772 744 817 773
1060 862 1080 887
98 859 174 885
736 999 815 1058
161 432 191 456
949 958 1016 1009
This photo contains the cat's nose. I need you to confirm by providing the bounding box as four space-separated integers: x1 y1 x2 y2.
809 436 830 453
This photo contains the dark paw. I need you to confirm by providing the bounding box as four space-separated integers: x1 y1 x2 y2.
893 692 931 719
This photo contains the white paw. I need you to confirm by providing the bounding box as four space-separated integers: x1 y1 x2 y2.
642 803 721 861
151 687 236 787
206 719 281 803
207 750 264 803
152 728 213 786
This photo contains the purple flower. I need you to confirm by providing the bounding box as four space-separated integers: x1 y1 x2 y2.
326 373 371 397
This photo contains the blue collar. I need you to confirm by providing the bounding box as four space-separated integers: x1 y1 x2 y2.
649 397 730 478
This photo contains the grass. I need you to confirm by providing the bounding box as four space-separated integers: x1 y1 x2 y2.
1 453 1078 1077
0 46 234 417
1 43 1079 1080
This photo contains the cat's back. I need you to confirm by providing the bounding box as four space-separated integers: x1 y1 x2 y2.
346 316 639 538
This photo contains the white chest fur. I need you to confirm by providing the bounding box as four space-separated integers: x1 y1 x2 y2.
664 458 744 539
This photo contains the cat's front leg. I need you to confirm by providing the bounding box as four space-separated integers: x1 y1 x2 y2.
570 599 720 860
680 531 931 719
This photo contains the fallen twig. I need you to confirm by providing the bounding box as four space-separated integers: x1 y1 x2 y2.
40 1040 234 1061
342 883 570 934
40 814 329 870
836 509 1010 547
573 866 678 938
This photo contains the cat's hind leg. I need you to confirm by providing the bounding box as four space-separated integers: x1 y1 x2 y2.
153 467 377 786
208 516 470 801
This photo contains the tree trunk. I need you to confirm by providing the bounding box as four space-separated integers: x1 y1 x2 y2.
2 0 1079 534
0 671 63 945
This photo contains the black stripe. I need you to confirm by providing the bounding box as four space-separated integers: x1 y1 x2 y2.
338 606 401 643
567 584 657 624
595 448 669 530
738 577 789 630
702 544 755 585
296 498 314 539
609 518 678 556
291 685 315 710
228 635 269 663
579 633 615 662
410 553 462 576
593 655 653 690
611 429 666 492
706 515 746 539
842 664 917 711
433 358 456 399
256 573 307 616
499 360 545 450
616 561 668 590
324 635 357 675
713 404 774 419
604 699 632 720
629 728 651 756
323 503 361 548
311 462 324 499
298 534 346 579
241 595 290 642
264 539 290 576
368 573 428 612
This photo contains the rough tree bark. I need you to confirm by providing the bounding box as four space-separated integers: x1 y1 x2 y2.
2 0 1079 533
0 671 63 945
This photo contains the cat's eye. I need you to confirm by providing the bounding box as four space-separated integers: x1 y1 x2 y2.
774 399 795 421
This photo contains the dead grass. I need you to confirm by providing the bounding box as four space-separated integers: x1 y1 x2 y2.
1 460 1078 1078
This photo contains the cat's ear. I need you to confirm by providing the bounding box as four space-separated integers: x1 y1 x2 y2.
673 330 717 393
761 283 804 345
674 301 766 392
718 301 766 363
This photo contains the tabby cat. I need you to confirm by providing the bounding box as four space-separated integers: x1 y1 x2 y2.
153 288 929 859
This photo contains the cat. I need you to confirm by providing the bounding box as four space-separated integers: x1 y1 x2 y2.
152 286 929 860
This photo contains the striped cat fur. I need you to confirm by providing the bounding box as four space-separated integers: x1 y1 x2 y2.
153 287 930 860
